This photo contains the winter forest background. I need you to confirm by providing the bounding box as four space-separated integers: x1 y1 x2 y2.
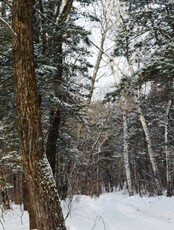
0 0 174 229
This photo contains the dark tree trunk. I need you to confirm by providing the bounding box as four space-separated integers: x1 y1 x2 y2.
13 172 22 204
46 109 61 175
46 15 63 177
46 0 73 179
12 0 66 229
0 164 10 210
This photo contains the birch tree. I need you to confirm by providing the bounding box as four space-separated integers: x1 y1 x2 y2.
110 0 165 195
134 94 162 195
75 0 119 195
165 99 172 197
122 96 133 196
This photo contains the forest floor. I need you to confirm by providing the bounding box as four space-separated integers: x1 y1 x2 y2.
1 191 174 230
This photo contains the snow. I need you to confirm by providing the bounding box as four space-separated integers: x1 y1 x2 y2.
1 191 174 230
0 204 29 230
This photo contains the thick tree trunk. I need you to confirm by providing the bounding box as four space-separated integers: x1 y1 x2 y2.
122 96 133 196
12 0 66 229
165 99 172 197
135 95 162 195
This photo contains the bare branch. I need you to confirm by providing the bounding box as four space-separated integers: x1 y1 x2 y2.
0 17 16 37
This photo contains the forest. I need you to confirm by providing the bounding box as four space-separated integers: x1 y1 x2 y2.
0 0 174 229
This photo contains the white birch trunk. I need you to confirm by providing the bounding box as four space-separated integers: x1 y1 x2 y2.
122 96 133 196
165 99 172 196
76 28 106 140
134 95 162 195
86 32 106 107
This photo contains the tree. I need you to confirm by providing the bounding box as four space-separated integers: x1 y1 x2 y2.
122 96 134 196
134 94 162 195
0 163 10 210
0 0 22 208
109 0 174 195
165 99 173 197
12 0 66 229
33 0 94 200
44 0 74 176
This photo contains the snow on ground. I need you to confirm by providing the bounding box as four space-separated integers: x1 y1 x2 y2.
0 204 29 230
1 191 174 230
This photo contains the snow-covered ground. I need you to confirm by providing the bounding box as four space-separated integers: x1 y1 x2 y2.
1 191 174 230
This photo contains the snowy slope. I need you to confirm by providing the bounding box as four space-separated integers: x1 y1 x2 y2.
1 192 174 230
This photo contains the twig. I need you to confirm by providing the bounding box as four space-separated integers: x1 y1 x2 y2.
0 218 5 230
0 206 5 230
0 17 16 37
91 214 106 230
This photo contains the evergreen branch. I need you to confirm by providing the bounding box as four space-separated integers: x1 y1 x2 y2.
1 0 12 8
55 0 62 19
34 7 59 27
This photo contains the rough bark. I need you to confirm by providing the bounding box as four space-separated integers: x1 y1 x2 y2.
12 0 66 229
165 99 172 197
122 96 133 196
